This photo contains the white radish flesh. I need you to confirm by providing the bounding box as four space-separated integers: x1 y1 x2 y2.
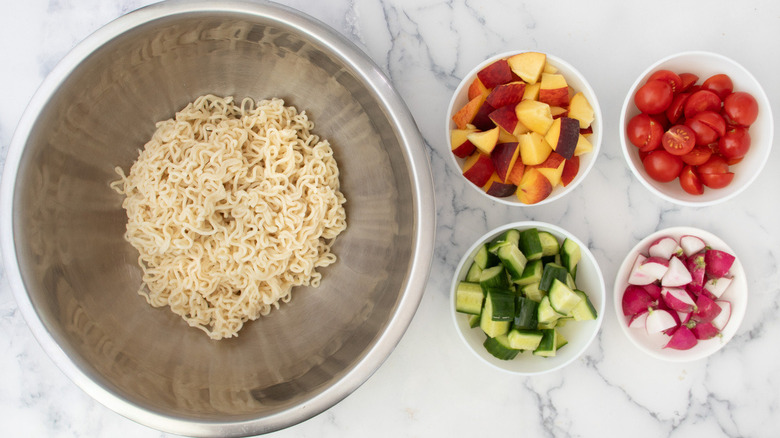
627 254 655 285
711 300 732 331
680 235 706 257
648 236 682 260
662 287 696 313
646 309 677 334
661 256 692 287
639 257 670 282
704 276 733 299
628 310 649 329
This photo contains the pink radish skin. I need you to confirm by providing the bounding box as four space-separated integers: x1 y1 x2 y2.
711 300 732 331
648 236 683 260
646 309 677 334
661 256 693 287
704 276 733 299
691 321 720 340
680 235 706 257
665 325 698 350
639 257 670 282
642 283 662 300
686 253 706 293
705 249 735 278
627 254 655 285
692 293 722 323
628 310 649 328
622 285 654 316
662 287 697 313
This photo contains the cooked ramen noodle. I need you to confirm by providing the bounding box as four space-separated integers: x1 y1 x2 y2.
111 95 347 340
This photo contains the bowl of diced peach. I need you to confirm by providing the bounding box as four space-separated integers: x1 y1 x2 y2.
446 51 602 206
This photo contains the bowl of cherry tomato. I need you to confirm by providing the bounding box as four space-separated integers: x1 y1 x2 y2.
620 51 773 206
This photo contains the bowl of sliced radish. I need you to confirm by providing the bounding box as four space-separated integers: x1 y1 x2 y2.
451 221 605 374
613 226 747 361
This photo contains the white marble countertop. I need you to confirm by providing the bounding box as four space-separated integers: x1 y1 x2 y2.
2 0 780 437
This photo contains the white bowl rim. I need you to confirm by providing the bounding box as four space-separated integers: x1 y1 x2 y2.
619 50 774 207
449 220 606 375
445 50 603 207
612 226 748 362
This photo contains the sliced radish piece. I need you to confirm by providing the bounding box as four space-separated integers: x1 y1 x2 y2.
691 322 720 340
692 293 722 323
680 235 706 257
662 287 697 313
704 276 733 299
705 249 735 278
656 299 682 335
627 254 655 285
622 285 654 316
628 310 649 329
711 300 732 331
665 325 697 350
677 311 692 325
685 252 706 294
642 283 662 300
639 256 670 282
646 308 678 334
661 256 693 287
648 236 683 260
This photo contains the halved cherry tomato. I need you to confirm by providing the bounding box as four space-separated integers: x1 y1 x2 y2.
679 165 704 195
665 93 690 124
701 74 734 100
680 146 712 166
690 110 727 137
698 155 730 174
723 91 759 126
684 90 722 119
679 73 699 92
718 126 751 160
699 172 734 189
648 70 683 94
642 149 684 182
685 117 718 146
635 80 674 114
662 125 695 156
627 113 664 151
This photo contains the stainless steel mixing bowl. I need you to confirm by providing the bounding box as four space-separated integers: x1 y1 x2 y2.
0 1 435 436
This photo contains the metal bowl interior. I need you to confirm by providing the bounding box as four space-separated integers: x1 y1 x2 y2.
1 1 434 436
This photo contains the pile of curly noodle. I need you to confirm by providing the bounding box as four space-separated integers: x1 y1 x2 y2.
111 94 347 340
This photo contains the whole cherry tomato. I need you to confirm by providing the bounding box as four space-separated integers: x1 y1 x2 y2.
635 80 674 114
642 149 684 182
723 91 759 126
718 126 751 160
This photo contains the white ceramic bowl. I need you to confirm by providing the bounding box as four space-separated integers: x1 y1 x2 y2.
450 221 605 374
620 51 773 207
613 226 747 362
446 51 603 206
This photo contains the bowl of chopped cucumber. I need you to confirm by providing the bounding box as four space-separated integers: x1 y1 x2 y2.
450 221 605 374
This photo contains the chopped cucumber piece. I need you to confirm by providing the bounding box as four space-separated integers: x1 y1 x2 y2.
474 244 499 269
515 259 543 286
507 329 544 350
468 314 481 328
498 244 528 282
555 329 568 350
539 263 569 292
533 329 557 357
541 254 562 265
485 288 514 321
513 296 539 329
484 334 519 360
479 265 510 291
571 290 598 321
537 295 561 327
488 229 521 254
480 289 512 337
455 282 484 315
519 228 543 260
548 278 582 316
521 282 545 302
561 238 581 278
465 262 482 283
566 272 577 290
538 231 560 256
